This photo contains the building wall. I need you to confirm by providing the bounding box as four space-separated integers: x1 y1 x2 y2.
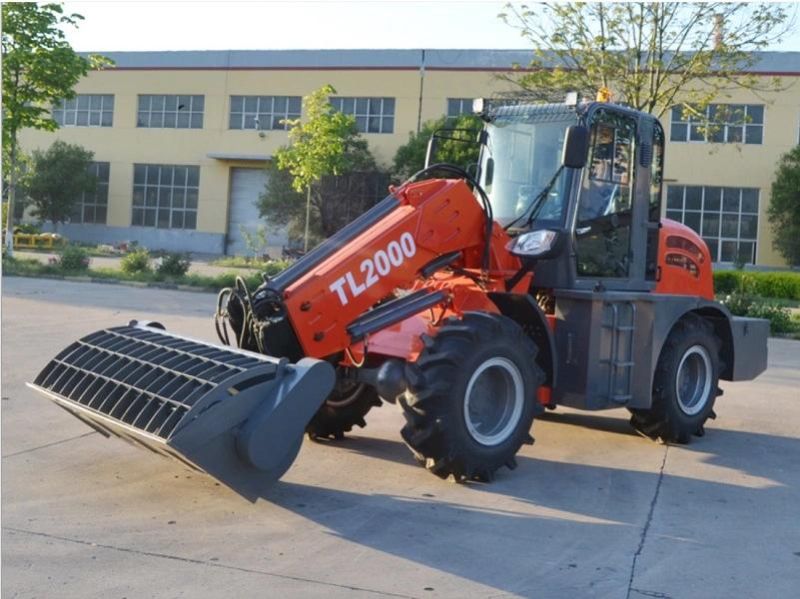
663 81 800 267
17 53 800 265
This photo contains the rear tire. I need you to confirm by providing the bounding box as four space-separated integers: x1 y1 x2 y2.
306 379 382 441
400 312 544 482
630 314 721 443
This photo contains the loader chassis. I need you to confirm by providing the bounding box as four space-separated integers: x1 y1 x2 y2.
550 289 768 411
28 100 769 493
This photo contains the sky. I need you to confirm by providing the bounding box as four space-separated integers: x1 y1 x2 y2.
57 1 800 53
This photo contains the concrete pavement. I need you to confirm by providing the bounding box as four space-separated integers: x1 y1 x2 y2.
2 277 799 598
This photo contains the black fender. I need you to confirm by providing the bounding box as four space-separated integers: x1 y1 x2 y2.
687 304 735 381
665 301 765 383
651 299 736 382
488 292 557 387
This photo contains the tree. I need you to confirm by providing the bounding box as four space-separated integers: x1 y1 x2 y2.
257 163 309 243
767 146 800 266
392 114 483 181
275 84 376 250
24 141 96 229
498 3 794 117
1 3 109 254
2 150 32 216
258 151 384 245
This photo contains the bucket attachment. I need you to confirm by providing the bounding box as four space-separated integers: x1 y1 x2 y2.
26 322 335 500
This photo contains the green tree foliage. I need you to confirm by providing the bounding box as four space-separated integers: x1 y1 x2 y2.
767 146 800 266
274 85 377 249
499 3 793 117
258 162 388 244
276 84 373 192
1 2 110 251
392 114 483 181
2 150 32 210
24 141 96 228
262 85 380 247
257 163 310 242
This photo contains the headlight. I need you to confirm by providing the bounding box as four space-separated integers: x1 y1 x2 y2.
506 230 558 258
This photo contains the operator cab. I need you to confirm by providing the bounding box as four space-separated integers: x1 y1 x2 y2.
475 98 665 292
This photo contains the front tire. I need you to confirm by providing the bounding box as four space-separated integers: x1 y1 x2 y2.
306 379 382 441
400 312 544 482
630 314 721 443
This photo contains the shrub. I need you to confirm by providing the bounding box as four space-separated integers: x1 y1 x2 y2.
57 245 90 271
721 292 753 316
156 252 191 278
713 271 741 295
746 302 794 333
14 223 41 235
120 248 151 274
748 272 800 301
713 271 800 300
721 292 794 334
263 260 291 277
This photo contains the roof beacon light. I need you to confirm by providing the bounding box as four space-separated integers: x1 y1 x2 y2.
596 87 612 103
472 97 486 115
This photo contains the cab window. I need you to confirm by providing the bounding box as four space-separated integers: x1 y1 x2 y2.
575 110 636 278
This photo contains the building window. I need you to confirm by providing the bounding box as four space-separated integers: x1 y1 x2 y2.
666 184 759 263
670 104 763 144
137 95 204 129
132 164 199 229
330 97 394 133
446 98 473 118
71 162 110 224
52 94 114 127
229 95 301 130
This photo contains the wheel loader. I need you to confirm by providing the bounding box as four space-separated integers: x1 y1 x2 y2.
28 98 769 498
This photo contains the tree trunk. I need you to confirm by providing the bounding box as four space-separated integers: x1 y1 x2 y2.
4 142 18 257
303 185 312 252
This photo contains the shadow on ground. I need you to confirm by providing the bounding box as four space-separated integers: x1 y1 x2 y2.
536 410 799 489
219 421 798 596
5 397 797 596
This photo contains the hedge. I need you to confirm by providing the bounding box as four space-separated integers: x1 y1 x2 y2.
713 271 800 300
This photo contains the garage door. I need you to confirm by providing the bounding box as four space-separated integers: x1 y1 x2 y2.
226 167 287 257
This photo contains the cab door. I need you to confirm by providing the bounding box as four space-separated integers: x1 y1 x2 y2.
572 107 655 290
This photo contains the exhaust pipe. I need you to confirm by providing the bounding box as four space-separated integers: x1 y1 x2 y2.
27 322 335 500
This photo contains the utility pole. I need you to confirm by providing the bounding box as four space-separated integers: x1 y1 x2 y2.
416 49 426 134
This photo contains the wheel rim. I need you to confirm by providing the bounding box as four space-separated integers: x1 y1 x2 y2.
675 344 712 416
463 357 525 446
325 380 365 408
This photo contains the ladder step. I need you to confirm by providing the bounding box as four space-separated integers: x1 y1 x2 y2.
599 360 635 367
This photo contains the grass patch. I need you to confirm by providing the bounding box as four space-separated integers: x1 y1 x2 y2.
3 256 62 276
3 255 269 291
14 242 120 258
210 256 291 274
210 256 262 269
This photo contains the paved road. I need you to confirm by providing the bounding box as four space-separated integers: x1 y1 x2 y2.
2 277 799 599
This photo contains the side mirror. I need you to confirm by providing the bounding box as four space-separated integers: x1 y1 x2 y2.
562 125 590 169
484 157 495 188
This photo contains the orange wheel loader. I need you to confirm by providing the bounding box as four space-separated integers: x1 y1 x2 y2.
28 99 769 498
